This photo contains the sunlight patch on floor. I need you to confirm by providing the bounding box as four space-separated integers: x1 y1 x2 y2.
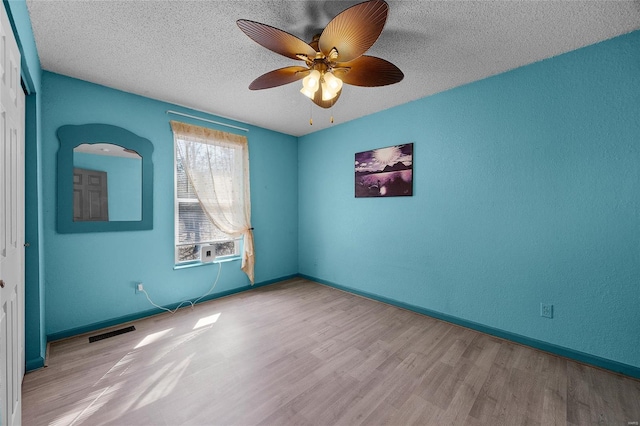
134 354 194 410
135 328 174 349
95 352 137 386
147 328 210 365
50 382 125 426
194 312 221 330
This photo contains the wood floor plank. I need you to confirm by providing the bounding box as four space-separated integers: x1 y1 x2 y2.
22 278 640 425
432 362 490 424
392 393 440 425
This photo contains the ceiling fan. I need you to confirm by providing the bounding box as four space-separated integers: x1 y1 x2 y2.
237 0 404 109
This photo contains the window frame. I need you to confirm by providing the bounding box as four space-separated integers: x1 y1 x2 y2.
173 134 241 266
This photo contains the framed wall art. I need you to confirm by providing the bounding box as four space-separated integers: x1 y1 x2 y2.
355 143 413 198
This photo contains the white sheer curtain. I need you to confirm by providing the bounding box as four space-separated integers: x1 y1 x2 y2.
171 121 255 284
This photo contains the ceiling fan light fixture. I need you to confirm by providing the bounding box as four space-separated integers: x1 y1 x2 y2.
300 69 321 99
300 86 316 99
321 83 335 101
321 72 343 100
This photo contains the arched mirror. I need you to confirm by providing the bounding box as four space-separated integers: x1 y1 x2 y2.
57 124 153 233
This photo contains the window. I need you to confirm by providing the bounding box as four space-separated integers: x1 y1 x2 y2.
175 157 239 263
171 122 254 283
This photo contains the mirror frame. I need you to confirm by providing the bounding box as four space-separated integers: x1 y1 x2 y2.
57 123 154 233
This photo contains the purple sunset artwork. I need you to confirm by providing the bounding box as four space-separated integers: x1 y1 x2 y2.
355 143 413 198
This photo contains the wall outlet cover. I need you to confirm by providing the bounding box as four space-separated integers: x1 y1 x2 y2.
540 303 553 319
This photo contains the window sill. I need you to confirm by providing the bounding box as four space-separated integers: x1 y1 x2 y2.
174 256 240 270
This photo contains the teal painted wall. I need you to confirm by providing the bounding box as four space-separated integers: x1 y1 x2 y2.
298 31 640 369
74 152 143 221
41 71 299 337
4 0 47 369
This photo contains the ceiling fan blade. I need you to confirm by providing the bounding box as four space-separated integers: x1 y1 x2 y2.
237 19 317 60
318 0 389 63
249 66 310 90
335 55 404 87
312 87 342 109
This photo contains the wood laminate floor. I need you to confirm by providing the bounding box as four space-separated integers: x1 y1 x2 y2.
23 278 640 425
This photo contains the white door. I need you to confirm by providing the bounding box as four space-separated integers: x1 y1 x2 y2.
0 1 24 424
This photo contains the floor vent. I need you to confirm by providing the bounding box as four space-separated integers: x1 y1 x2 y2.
88 325 136 343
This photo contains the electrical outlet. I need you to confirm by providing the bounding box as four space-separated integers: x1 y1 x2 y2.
540 303 553 319
136 283 144 293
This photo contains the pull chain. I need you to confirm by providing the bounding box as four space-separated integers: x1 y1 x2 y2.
307 104 337 125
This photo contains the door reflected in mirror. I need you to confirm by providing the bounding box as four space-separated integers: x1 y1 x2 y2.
73 143 142 222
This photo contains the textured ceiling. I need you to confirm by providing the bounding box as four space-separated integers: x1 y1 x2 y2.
26 0 640 137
